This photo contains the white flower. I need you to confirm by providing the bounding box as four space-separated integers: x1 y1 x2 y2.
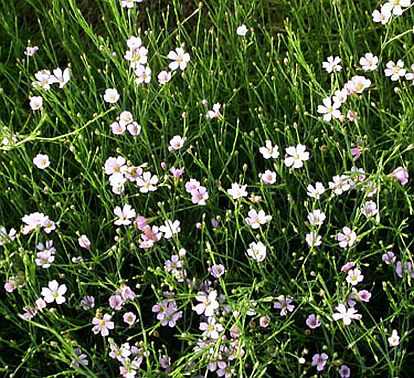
306 182 325 199
384 60 406 81
372 4 392 24
167 47 190 71
126 36 142 49
259 140 279 159
260 170 277 184
329 175 351 195
41 280 67 304
193 290 219 317
159 220 181 239
284 144 309 169
110 122 126 135
307 209 326 226
246 241 267 262
119 111 134 126
158 70 172 85
168 135 185 152
337 227 357 249
359 53 379 71
306 232 322 247
245 209 272 229
136 171 158 193
360 201 378 218
322 56 342 73
52 67 70 88
29 96 43 110
227 183 248 200
33 154 50 169
206 103 221 119
346 75 371 94
103 88 120 104
332 88 348 104
346 268 364 286
236 24 248 36
78 235 91 249
113 204 136 226
384 0 411 16
388 329 400 346
24 45 39 57
332 304 362 325
317 97 341 121
134 65 151 84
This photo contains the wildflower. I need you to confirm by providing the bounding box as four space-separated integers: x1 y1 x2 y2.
33 154 50 169
35 240 56 268
306 314 321 329
152 300 183 327
339 364 351 378
71 348 89 367
136 171 158 193
246 241 267 262
322 56 342 73
361 201 378 218
92 313 114 336
134 65 151 84
332 88 348 104
78 234 91 249
110 121 126 135
121 0 142 8
103 88 120 103
347 110 359 123
388 329 400 346
274 295 295 316
158 70 172 84
236 24 248 36
372 4 392 24
329 175 351 195
24 45 39 57
312 353 328 372
41 280 67 304
384 60 406 81
306 182 325 199
284 144 310 168
114 204 136 226
123 311 137 325
29 96 43 110
357 289 372 303
346 268 364 286
127 122 141 136
22 212 55 234
80 296 95 310
395 261 414 278
199 317 224 339
209 264 225 278
390 166 409 185
168 135 185 152
159 219 181 239
245 209 272 229
259 140 279 159
167 47 190 71
346 75 371 94
260 316 270 328
382 251 396 265
32 69 58 90
337 227 357 248
317 97 342 121
191 186 209 205
109 294 125 310
260 170 277 184
341 261 355 272
306 232 322 247
193 290 220 317
52 67 70 88
385 0 411 16
227 183 248 200
332 304 362 325
307 209 326 226
206 103 222 119
104 156 127 175
359 53 379 71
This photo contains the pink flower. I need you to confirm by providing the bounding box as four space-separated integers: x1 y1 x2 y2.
78 235 91 249
273 295 294 316
109 294 125 310
33 154 50 169
312 353 328 372
136 171 158 193
390 166 409 185
337 227 357 248
92 313 114 336
306 314 321 329
123 311 137 325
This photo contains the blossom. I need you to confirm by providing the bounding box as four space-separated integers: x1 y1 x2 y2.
227 183 248 200
382 251 396 265
80 296 95 310
322 56 342 73
168 135 185 152
209 264 225 278
78 235 91 249
92 313 114 336
199 317 224 339
109 294 125 310
191 186 209 205
306 232 322 247
385 0 411 16
103 88 120 103
246 241 267 262
306 182 325 199
245 209 272 229
159 219 181 239
71 348 89 368
361 201 378 218
123 311 137 325
24 45 39 57
193 290 220 317
307 209 326 226
390 166 409 185
341 261 355 272
359 53 379 71
339 365 351 378
35 240 56 268
259 140 279 159
384 60 406 81
260 170 277 184
52 67 70 88
329 175 351 195
372 4 392 24
136 171 159 193
134 65 151 84
110 121 126 135
33 154 50 169
259 316 270 328
332 304 362 325
158 70 172 85
127 122 141 136
337 227 357 248
273 295 295 316
206 103 222 119
332 88 348 104
167 47 190 71
29 96 43 110
311 353 328 372
236 24 248 36
32 69 58 90
388 329 400 346
114 204 136 226
346 268 364 286
317 97 342 121
104 156 127 175
41 280 67 304
306 314 321 329
21 212 55 235
121 0 143 8
284 144 309 168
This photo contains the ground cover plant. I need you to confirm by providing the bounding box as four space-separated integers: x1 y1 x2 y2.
0 0 413 377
